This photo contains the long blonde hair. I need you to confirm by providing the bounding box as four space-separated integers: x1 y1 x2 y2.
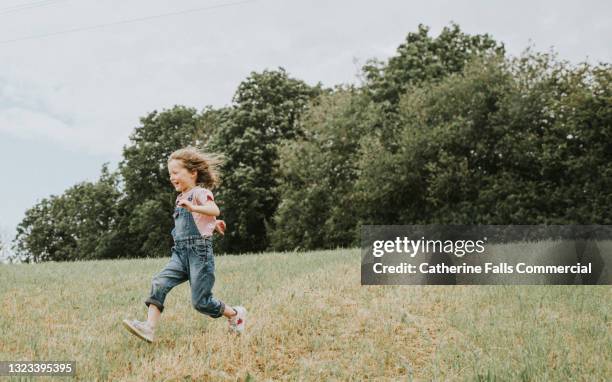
168 146 224 189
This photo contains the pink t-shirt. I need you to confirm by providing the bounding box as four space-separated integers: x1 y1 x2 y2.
176 186 216 237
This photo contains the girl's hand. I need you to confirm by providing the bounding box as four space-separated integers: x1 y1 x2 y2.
215 220 226 235
177 199 195 212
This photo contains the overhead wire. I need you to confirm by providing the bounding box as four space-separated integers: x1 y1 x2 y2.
0 0 67 15
0 0 255 44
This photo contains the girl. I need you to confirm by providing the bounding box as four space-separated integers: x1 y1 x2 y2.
123 147 246 343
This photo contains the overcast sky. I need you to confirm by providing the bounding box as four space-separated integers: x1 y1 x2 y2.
0 0 610 249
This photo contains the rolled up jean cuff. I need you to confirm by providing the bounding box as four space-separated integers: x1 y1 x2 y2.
211 300 225 319
145 298 164 313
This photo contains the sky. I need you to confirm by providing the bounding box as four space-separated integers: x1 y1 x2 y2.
0 0 610 253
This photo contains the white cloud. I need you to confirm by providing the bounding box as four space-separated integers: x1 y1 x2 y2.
0 0 609 157
0 106 124 155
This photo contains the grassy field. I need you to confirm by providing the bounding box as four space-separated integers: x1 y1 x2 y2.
0 248 610 381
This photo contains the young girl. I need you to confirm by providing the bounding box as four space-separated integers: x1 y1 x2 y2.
123 147 246 343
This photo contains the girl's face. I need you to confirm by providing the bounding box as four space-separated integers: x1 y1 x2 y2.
168 159 197 193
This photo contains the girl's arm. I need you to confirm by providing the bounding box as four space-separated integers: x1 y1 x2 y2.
215 220 226 235
177 196 225 235
177 199 220 216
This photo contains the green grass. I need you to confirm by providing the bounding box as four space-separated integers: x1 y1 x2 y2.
0 248 610 381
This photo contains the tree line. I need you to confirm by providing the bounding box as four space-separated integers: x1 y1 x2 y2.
9 23 611 262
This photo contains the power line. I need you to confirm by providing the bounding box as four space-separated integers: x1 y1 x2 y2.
0 0 57 11
0 0 255 44
0 0 66 15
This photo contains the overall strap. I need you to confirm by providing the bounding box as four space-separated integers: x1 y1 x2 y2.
173 189 205 242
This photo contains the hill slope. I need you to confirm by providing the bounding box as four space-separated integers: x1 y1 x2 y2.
1 248 610 380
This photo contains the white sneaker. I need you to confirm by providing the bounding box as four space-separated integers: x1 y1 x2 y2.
122 319 154 343
228 306 247 334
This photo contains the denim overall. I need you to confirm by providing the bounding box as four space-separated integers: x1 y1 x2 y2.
144 193 225 318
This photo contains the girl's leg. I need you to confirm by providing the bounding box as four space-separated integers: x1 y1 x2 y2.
188 240 245 331
147 304 162 329
222 304 237 318
189 242 229 318
124 251 187 342
144 251 189 328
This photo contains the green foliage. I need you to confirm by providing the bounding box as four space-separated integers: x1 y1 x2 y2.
271 23 505 250
210 68 321 253
272 40 610 249
356 52 612 225
14 164 122 262
362 22 504 110
270 87 383 250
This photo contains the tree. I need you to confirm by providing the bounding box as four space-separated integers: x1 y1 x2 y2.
355 51 612 225
210 68 321 253
270 24 504 249
362 22 504 109
270 87 383 250
14 163 122 262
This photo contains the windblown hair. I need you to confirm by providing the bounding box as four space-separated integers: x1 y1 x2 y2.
168 146 224 189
